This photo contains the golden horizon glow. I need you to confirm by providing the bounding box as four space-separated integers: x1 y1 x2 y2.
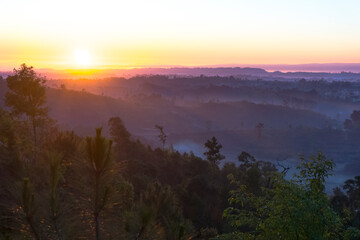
1 0 360 70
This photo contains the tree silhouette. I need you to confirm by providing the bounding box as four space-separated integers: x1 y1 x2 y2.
155 125 167 149
86 128 113 240
21 178 40 240
5 64 47 153
203 137 225 167
343 176 360 213
47 151 64 240
109 117 131 161
344 110 360 130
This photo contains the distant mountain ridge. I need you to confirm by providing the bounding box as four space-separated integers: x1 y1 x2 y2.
2 65 360 80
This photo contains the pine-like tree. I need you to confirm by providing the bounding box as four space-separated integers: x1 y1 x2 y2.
203 137 225 168
86 128 113 240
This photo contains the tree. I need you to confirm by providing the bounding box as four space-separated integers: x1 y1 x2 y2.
47 151 64 240
155 124 167 149
203 137 225 168
343 176 360 211
86 128 113 240
21 178 40 240
342 176 360 228
220 152 347 240
124 182 193 240
109 117 131 161
5 64 47 151
344 110 360 130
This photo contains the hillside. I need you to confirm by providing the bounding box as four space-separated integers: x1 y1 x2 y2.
1 77 360 187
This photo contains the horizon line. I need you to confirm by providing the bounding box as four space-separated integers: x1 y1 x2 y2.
3 62 360 72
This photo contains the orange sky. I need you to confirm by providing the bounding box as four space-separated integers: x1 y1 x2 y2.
1 0 360 70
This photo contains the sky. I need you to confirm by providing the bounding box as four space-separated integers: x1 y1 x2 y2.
1 0 360 70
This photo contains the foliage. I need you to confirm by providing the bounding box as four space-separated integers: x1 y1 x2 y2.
21 178 40 240
204 137 225 167
220 153 345 240
85 128 113 240
5 64 47 119
5 64 49 156
108 117 131 161
1 65 360 239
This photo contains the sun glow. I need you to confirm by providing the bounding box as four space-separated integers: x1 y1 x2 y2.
74 49 91 66
2 1 360 70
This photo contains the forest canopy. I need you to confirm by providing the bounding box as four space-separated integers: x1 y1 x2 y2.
0 65 359 240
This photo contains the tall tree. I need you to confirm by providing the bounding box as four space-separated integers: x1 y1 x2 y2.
203 137 225 168
47 151 64 240
155 124 167 149
5 64 47 152
86 128 113 240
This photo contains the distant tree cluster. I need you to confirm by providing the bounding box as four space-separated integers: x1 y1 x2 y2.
344 110 360 130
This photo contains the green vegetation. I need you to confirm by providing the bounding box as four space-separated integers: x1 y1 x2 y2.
0 65 360 239
218 153 357 240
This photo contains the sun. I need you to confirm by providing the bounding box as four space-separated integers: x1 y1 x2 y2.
74 49 91 66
